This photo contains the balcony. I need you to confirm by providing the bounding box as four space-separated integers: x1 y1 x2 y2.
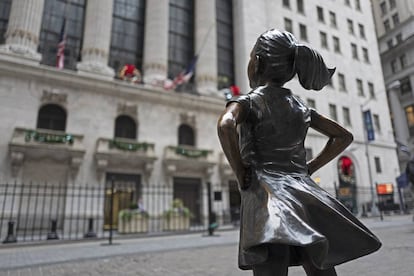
9 128 85 175
163 145 215 176
95 138 157 175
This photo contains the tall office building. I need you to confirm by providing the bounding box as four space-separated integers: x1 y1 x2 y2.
0 0 399 238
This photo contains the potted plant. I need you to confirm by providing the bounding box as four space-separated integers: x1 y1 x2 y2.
118 203 149 234
162 199 192 231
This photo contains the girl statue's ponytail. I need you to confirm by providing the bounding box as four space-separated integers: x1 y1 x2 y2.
294 44 335 91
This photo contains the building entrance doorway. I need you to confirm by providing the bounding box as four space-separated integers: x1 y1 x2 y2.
173 177 201 225
104 173 141 229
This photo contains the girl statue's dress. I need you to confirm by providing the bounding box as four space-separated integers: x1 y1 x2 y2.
218 30 381 275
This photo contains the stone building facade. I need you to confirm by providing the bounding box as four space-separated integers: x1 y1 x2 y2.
0 0 400 235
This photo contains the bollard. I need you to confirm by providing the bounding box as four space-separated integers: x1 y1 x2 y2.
47 219 59 240
3 221 17 244
84 218 97 238
361 204 367 218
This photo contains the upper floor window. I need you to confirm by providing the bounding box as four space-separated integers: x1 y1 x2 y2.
389 0 396 9
37 104 67 131
387 39 393 49
109 0 146 76
114 115 137 139
343 107 351 126
351 43 358 60
400 76 412 95
39 0 86 70
356 78 364 96
0 0 11 45
362 48 369 63
355 0 361 11
338 73 347 91
284 18 293 34
368 82 375 99
168 0 195 89
317 6 324 23
347 19 354 35
383 19 390 31
320 31 328 49
329 104 338 121
374 157 382 173
380 2 387 15
358 24 366 39
283 0 290 8
178 124 195 146
392 13 400 26
333 36 341 53
307 98 316 109
344 0 351 7
373 114 381 132
299 24 308 41
329 11 337 28
396 33 403 43
216 0 234 89
297 0 304 14
391 59 397 73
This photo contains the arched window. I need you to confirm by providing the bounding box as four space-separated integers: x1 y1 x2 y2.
109 0 146 75
178 124 195 146
38 0 86 70
37 104 67 131
114 115 137 139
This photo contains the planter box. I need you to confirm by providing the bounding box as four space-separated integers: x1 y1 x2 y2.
162 216 190 231
118 214 149 234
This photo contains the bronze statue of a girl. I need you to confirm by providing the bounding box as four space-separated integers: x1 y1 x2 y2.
217 29 381 276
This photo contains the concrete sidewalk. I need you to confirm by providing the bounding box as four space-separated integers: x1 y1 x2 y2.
0 214 412 271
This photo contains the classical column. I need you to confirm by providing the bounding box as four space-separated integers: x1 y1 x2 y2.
142 0 169 85
388 83 410 142
0 0 44 62
195 0 218 96
77 0 114 78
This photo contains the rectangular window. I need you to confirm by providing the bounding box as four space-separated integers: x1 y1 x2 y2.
396 33 403 43
358 24 366 39
362 48 369 63
338 73 347 91
391 59 397 73
284 18 293 34
374 157 382 173
307 98 316 109
109 0 146 75
0 0 11 44
39 0 86 70
389 0 396 9
351 43 358 60
387 39 393 49
356 79 364 96
283 0 290 8
320 31 328 49
333 36 341 53
384 19 390 31
400 54 407 69
343 107 351 126
329 104 338 121
317 6 324 23
329 11 337 27
392 13 400 26
355 0 361 11
345 0 351 6
400 77 412 95
368 82 375 99
299 24 308 41
297 0 304 13
380 2 387 15
168 0 195 88
373 114 381 132
347 19 354 34
216 0 235 89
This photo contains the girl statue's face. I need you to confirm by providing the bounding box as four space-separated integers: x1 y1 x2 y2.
247 48 259 89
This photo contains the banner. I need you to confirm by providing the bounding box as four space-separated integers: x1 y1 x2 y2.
363 110 375 141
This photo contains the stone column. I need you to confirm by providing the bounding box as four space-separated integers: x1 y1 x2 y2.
77 0 114 78
195 0 218 96
0 0 44 63
388 84 409 142
142 0 169 85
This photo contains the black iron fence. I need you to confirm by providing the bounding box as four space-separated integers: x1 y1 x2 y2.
0 181 408 245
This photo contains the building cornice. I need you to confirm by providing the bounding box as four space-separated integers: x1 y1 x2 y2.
0 56 226 114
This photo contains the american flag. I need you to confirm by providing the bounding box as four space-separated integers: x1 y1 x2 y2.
164 55 198 90
56 18 66 69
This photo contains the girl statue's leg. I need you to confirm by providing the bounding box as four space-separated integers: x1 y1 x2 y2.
252 245 290 276
302 262 338 276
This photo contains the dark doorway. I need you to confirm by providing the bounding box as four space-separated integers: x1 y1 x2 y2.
104 173 141 229
228 180 241 224
173 177 201 225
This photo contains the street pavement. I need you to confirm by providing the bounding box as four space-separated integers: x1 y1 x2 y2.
0 215 413 275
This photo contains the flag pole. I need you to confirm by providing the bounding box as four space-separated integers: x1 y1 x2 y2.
195 22 216 58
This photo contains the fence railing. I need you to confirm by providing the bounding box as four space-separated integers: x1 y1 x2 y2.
0 181 408 245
